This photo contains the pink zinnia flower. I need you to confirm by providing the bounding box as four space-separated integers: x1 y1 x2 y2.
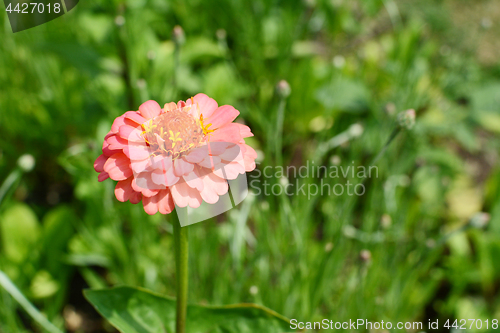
94 94 257 215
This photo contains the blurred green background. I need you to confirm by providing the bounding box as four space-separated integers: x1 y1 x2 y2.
1 0 500 331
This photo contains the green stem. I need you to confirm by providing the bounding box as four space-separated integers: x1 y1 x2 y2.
173 219 189 333
275 98 287 166
0 169 21 207
368 127 401 166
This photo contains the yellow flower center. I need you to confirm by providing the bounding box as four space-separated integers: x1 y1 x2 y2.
142 108 204 159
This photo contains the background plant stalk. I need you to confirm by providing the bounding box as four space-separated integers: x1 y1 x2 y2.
174 220 189 333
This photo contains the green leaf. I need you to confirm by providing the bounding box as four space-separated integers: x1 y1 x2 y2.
0 203 40 263
41 206 76 273
475 112 500 134
84 286 297 333
316 77 370 113
30 270 59 299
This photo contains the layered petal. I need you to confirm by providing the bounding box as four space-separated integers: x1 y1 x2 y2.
143 194 159 215
103 153 133 181
158 189 175 214
94 154 107 173
111 115 127 133
187 93 218 119
173 158 194 176
240 143 257 172
130 191 142 204
184 146 209 163
213 161 245 180
132 176 160 197
139 100 162 119
206 105 239 129
124 111 147 125
199 172 228 203
209 123 244 142
118 125 144 143
171 181 203 208
106 134 128 151
115 177 135 202
95 94 256 216
98 171 109 182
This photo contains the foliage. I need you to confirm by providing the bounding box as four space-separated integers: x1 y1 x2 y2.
1 0 500 332
84 286 295 333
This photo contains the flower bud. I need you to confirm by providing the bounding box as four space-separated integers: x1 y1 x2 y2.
249 286 259 295
216 29 227 41
469 212 490 229
114 15 125 26
348 123 364 137
276 80 291 99
359 249 372 262
17 154 35 172
380 214 392 229
397 109 416 130
173 25 185 46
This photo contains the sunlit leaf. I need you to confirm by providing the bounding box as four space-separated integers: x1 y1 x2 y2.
85 286 297 333
0 203 40 263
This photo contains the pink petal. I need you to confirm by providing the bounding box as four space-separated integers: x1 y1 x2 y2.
139 100 161 119
206 142 231 155
213 161 245 180
106 134 128 151
240 144 257 172
236 123 253 138
143 195 159 215
199 186 219 204
115 177 134 202
131 158 152 174
111 115 126 133
218 144 241 162
150 155 173 170
102 141 114 157
200 172 228 203
164 102 177 112
103 153 133 181
173 158 194 177
183 171 204 191
98 172 109 182
158 190 175 214
124 111 146 125
209 123 243 143
132 177 160 197
187 192 202 208
198 155 221 169
184 147 209 163
119 125 145 143
207 105 239 129
151 165 179 187
130 191 142 204
171 182 202 208
124 143 151 161
244 157 256 172
241 143 257 158
94 154 108 173
188 93 218 119
104 131 114 141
